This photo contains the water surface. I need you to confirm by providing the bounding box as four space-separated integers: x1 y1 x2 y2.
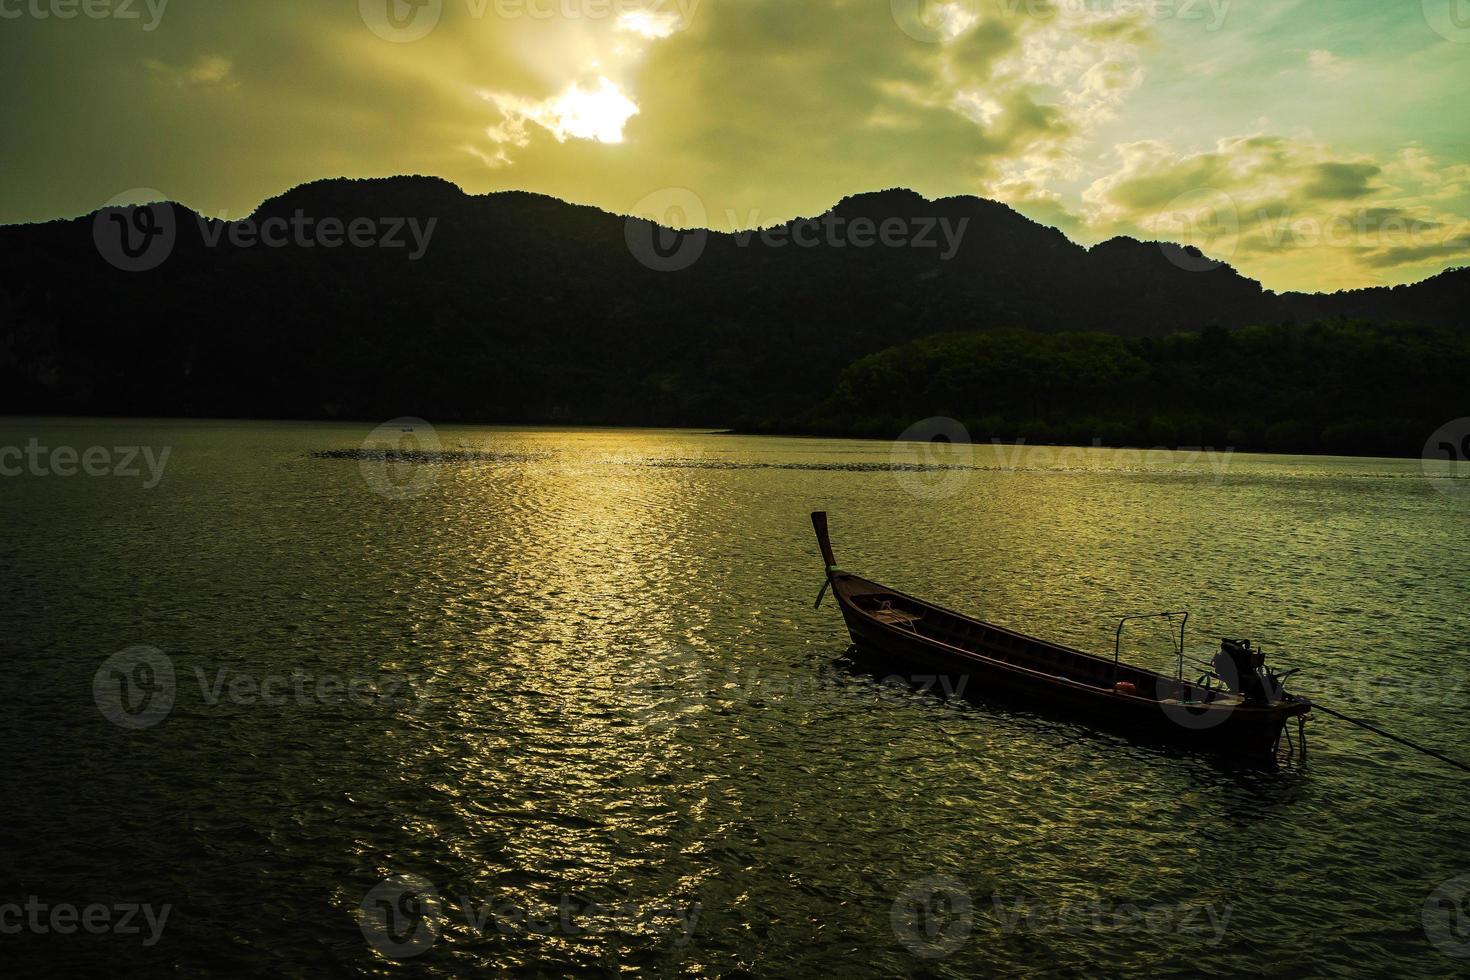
3 419 1467 976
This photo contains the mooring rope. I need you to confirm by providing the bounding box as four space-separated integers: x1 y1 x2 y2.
1313 703 1470 775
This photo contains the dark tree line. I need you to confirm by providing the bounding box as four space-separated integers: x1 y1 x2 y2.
756 320 1468 456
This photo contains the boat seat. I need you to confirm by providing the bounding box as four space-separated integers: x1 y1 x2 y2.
871 601 921 630
1160 694 1244 707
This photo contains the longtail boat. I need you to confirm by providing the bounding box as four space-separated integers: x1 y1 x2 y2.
812 512 1312 755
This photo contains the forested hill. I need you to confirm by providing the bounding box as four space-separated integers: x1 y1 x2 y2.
769 321 1470 458
0 176 1465 437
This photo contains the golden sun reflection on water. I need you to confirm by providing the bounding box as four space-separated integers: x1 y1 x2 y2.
376 431 732 929
5 421 1467 975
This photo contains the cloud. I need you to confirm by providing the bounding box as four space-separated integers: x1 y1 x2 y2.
144 55 238 89
1301 162 1381 201
481 77 640 149
1076 133 1469 290
1307 48 1347 77
464 1 685 166
615 9 685 40
1359 241 1468 269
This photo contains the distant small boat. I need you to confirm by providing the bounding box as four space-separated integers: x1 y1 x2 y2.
811 512 1311 755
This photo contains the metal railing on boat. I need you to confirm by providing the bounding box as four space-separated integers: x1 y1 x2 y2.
1113 610 1188 691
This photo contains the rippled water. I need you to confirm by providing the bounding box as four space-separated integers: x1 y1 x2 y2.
3 419 1468 976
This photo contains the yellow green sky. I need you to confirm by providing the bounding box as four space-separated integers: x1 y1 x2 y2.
1 0 1467 292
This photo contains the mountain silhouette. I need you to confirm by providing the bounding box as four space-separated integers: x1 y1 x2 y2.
0 176 1464 429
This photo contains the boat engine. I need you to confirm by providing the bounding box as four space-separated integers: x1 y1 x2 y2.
1212 638 1274 706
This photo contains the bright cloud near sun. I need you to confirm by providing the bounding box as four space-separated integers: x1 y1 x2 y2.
481 76 639 151
933 2 981 42
469 3 685 166
547 77 640 143
615 10 683 40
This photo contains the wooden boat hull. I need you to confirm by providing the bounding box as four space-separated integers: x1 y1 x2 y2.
813 514 1310 756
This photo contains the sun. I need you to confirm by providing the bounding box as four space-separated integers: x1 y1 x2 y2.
546 77 640 145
